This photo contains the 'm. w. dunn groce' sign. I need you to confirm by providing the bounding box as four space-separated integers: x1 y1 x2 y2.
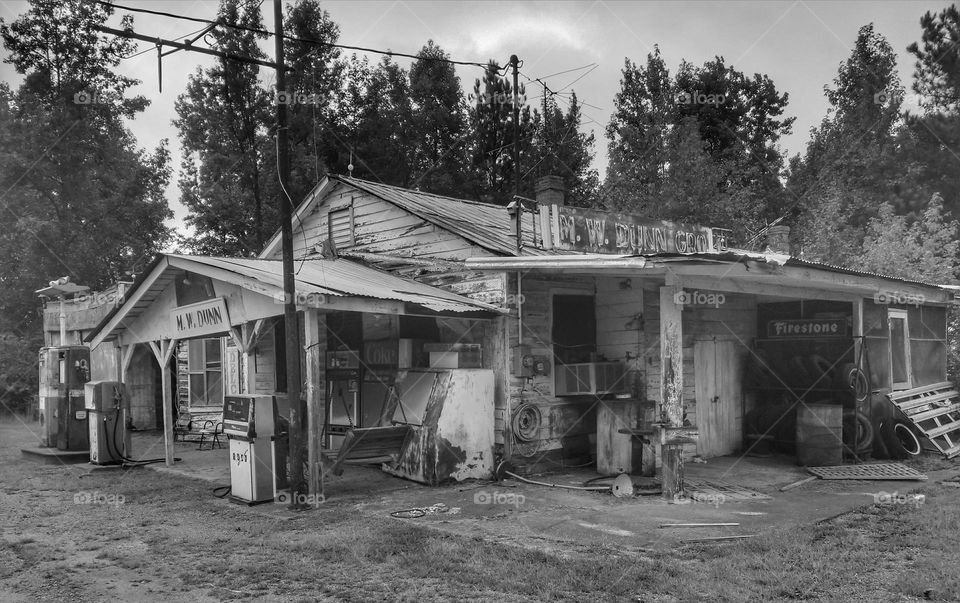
172 298 230 338
552 206 729 255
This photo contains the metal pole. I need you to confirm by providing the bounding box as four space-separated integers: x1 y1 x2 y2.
274 0 305 507
510 54 521 199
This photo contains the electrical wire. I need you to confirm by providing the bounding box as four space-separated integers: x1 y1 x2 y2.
98 0 492 69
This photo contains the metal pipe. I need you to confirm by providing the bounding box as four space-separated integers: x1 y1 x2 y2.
504 470 611 491
59 296 66 344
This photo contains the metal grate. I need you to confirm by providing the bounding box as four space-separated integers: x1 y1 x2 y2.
685 480 772 501
806 462 928 481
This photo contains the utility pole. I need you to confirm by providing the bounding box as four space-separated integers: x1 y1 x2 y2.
510 54 521 200
274 0 305 508
510 54 522 252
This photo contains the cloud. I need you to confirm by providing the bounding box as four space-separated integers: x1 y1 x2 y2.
466 15 588 56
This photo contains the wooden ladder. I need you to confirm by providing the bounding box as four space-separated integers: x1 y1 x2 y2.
887 382 960 458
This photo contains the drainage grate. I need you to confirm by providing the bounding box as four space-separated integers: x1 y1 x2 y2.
806 462 928 481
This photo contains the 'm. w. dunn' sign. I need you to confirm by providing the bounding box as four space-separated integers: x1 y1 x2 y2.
552 206 728 255
172 298 230 338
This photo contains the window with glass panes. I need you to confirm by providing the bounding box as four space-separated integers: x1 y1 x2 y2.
187 338 223 407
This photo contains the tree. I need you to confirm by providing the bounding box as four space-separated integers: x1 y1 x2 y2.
466 61 538 205
0 0 170 408
905 6 960 218
530 92 599 208
338 55 415 186
174 0 273 255
789 24 907 263
604 48 674 213
604 47 793 240
407 41 469 195
274 0 344 202
855 193 960 283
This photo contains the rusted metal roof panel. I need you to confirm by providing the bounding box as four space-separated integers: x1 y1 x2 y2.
170 255 500 314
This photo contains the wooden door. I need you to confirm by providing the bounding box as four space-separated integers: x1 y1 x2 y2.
695 340 743 458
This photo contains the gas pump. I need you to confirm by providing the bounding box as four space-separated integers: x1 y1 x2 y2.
223 395 279 505
325 350 361 449
38 346 91 450
84 381 129 465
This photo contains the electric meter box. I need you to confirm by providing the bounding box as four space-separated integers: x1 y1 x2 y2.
223 395 280 504
85 381 128 465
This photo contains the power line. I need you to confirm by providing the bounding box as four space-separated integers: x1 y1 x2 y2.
97 0 492 69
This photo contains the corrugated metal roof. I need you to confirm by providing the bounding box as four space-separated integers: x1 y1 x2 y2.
87 254 501 346
173 255 500 313
334 176 551 256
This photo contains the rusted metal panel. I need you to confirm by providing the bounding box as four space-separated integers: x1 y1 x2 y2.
385 369 495 484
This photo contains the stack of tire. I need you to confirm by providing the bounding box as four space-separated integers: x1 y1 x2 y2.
745 351 922 459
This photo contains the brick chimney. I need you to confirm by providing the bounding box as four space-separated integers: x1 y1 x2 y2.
535 175 565 207
765 224 791 255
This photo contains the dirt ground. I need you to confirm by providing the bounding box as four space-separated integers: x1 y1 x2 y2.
3 414 960 602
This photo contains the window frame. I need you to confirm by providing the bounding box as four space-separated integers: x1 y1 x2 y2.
888 308 913 390
187 337 225 408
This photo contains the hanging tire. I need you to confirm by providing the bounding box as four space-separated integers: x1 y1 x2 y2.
879 419 909 460
807 354 836 385
893 421 922 456
872 417 890 459
845 366 869 402
854 409 874 452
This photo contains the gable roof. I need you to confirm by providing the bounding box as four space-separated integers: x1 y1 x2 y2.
260 175 547 258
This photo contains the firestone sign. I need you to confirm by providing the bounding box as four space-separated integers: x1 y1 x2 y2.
551 206 728 254
172 298 230 338
766 319 846 339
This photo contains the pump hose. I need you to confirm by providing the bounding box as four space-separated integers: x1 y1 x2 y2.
109 407 181 467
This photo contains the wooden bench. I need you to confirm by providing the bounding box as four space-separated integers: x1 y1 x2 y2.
321 425 413 477
173 409 224 445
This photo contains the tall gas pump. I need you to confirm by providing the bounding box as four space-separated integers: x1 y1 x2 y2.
38 346 91 450
85 381 129 465
223 394 279 505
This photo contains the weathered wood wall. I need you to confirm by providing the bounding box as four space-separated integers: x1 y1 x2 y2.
264 181 499 261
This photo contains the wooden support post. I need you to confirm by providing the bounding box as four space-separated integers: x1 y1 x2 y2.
303 309 325 504
660 281 684 501
149 338 179 466
120 343 135 383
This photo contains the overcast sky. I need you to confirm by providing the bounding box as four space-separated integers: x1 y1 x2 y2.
0 0 952 233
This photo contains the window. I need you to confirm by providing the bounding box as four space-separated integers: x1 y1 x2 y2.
328 205 354 249
552 294 596 365
888 309 913 390
187 338 223 407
